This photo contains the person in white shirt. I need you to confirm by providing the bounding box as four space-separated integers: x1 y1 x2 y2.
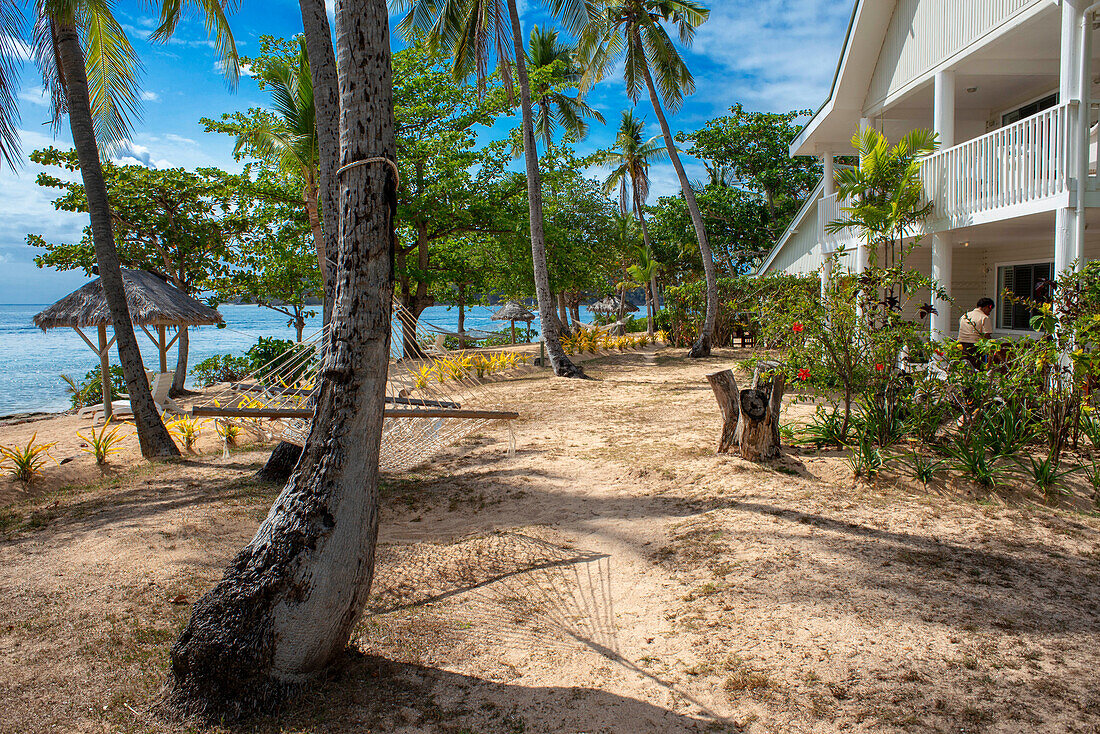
958 297 995 367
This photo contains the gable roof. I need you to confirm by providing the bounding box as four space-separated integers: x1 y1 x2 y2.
789 0 897 157
756 177 825 276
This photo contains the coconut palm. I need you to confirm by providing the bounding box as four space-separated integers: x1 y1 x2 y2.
579 0 717 357
627 242 658 334
14 0 239 459
167 0 399 715
391 0 589 377
593 110 664 332
0 2 23 170
218 38 330 296
527 25 604 151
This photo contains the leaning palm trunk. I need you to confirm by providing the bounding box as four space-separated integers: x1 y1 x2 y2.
640 61 715 357
299 0 340 325
54 21 178 460
505 0 580 377
172 328 188 395
165 0 395 718
634 195 655 335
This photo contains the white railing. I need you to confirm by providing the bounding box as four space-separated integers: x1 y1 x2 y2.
820 191 857 253
920 101 1075 226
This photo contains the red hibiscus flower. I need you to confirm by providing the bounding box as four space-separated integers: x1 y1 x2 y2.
791 322 804 333
797 368 811 381
874 363 885 372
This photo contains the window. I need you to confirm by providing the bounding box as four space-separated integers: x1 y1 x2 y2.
1001 93 1058 126
996 262 1054 330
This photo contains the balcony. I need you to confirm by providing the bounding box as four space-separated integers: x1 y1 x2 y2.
819 191 858 254
919 101 1076 229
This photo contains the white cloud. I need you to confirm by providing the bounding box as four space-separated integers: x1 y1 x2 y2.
687 0 850 114
110 139 171 169
140 90 160 101
213 59 255 77
18 87 50 107
164 133 196 145
0 34 33 62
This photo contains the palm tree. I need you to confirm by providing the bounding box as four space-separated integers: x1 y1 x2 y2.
219 38 330 300
14 0 238 459
627 242 658 334
594 110 664 332
167 0 398 717
0 2 23 170
297 0 339 325
579 0 717 357
391 0 589 377
527 25 604 152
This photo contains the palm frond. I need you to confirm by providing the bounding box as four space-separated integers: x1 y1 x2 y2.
78 0 143 149
151 0 240 86
0 0 25 169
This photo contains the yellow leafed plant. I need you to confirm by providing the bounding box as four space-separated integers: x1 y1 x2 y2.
0 433 58 482
167 416 205 453
76 419 129 466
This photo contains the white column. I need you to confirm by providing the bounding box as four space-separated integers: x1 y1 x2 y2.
1062 0 1084 101
1075 8 1092 272
856 117 871 274
933 70 956 149
1060 1 1085 283
820 154 835 302
931 233 953 340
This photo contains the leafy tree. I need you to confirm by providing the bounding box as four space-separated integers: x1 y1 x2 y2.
579 0 718 358
390 42 519 356
27 147 244 394
201 36 331 306
9 0 239 458
393 0 591 377
209 172 321 342
680 104 821 238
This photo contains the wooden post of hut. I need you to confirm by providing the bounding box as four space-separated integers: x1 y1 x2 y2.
706 361 785 460
97 325 112 421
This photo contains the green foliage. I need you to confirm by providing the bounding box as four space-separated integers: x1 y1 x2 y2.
191 355 251 387
661 274 818 348
943 434 1010 488
245 337 313 384
1014 451 1077 501
68 366 126 409
893 450 946 486
797 404 848 448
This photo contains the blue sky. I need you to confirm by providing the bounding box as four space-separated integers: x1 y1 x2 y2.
0 0 853 304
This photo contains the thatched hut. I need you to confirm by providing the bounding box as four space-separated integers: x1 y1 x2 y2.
589 296 638 315
491 301 536 344
34 269 223 419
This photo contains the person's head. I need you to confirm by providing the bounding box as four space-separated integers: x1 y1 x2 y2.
977 297 995 315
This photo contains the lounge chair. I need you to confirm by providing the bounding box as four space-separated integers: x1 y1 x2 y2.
90 371 179 423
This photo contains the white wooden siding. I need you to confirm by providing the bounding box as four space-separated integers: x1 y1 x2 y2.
867 0 1043 108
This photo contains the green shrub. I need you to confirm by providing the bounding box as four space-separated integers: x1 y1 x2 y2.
191 354 250 386
66 366 126 408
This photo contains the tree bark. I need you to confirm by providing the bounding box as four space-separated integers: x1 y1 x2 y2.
164 0 395 718
256 441 304 484
304 181 326 296
557 292 570 333
639 58 716 358
299 0 340 326
634 195 655 335
706 366 785 461
172 327 189 396
505 0 581 378
54 21 178 460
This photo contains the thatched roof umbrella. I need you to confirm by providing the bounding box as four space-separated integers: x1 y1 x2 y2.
34 269 223 420
491 301 536 344
589 296 638 316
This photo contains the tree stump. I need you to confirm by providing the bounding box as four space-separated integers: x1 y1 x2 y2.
706 364 785 461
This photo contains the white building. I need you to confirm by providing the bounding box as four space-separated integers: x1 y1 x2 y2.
758 0 1100 339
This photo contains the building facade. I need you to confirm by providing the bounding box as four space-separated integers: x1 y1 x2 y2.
758 0 1100 339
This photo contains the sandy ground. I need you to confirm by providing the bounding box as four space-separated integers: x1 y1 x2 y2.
1 347 1099 733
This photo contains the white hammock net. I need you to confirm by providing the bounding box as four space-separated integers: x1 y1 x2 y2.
191 299 535 473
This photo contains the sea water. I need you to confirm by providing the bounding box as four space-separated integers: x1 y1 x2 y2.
0 303 525 416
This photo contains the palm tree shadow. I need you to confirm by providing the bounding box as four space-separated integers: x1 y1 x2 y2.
266 651 735 733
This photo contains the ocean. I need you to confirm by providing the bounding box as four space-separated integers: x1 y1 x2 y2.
0 303 525 417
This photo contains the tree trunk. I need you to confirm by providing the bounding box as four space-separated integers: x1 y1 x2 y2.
256 441 304 484
706 366 785 461
172 327 189 396
639 59 716 358
505 0 581 378
304 181 326 295
457 286 466 350
299 0 340 326
54 21 178 460
634 196 655 336
295 316 305 343
164 0 395 718
557 292 570 333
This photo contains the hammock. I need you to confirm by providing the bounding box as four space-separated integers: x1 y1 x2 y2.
189 299 534 472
